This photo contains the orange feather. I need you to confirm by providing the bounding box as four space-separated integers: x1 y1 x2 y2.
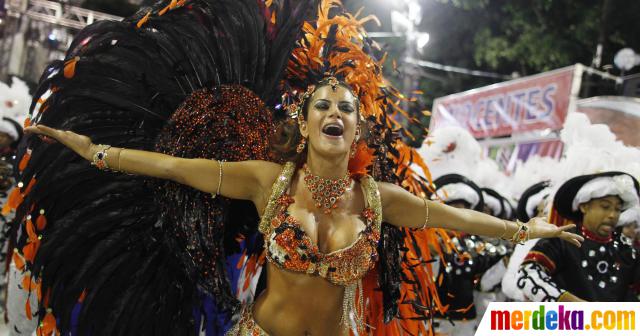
13 252 25 271
18 150 31 171
347 141 374 178
26 218 37 241
136 11 151 29
23 240 40 263
78 289 87 303
24 177 37 196
37 214 47 231
7 187 23 210
25 297 32 320
63 57 79 79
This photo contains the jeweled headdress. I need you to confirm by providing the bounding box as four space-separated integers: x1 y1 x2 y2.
281 0 432 180
281 1 396 120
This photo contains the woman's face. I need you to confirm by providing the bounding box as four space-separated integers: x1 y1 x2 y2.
300 84 359 159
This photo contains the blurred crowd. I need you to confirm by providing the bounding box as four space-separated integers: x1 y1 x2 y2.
414 113 640 335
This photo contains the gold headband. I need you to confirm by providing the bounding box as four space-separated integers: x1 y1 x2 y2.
289 76 361 124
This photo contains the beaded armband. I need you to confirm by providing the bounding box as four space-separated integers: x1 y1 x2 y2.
91 145 111 170
259 162 296 234
512 220 530 245
360 176 382 232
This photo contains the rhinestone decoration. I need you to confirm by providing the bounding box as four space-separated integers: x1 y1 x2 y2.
581 260 588 268
466 240 475 249
488 246 497 255
598 281 606 288
611 276 618 283
589 250 596 257
596 260 608 274
497 245 508 255
303 164 352 214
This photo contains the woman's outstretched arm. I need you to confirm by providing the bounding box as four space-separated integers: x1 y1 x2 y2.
25 125 281 205
377 181 584 247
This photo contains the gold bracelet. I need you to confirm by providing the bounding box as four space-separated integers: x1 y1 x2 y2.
421 197 430 229
117 148 124 171
500 220 508 239
91 145 111 170
213 160 223 198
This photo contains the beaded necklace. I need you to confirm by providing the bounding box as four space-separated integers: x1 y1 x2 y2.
303 164 352 214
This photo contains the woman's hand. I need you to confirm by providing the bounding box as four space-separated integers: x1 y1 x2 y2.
527 217 584 247
558 291 588 302
25 125 95 160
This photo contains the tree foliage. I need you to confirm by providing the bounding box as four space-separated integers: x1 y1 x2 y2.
471 0 640 75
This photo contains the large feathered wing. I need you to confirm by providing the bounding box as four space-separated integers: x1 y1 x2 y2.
6 0 315 335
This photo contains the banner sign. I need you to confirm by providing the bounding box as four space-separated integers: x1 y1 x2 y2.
431 66 576 138
487 139 564 173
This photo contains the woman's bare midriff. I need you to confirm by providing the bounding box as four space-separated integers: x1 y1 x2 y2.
252 263 348 336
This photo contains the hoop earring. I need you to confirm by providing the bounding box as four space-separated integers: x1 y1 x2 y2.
296 137 307 154
350 141 357 158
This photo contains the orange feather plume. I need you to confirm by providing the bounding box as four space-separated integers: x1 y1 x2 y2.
13 252 25 271
18 150 31 171
37 214 47 231
348 141 375 179
63 57 79 79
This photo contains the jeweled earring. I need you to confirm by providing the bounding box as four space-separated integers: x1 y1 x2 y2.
350 128 360 158
350 141 357 158
297 137 307 154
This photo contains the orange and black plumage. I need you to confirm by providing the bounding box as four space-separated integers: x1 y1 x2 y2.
7 0 317 334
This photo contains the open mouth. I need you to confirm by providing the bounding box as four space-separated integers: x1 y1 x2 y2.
322 123 344 137
600 224 614 232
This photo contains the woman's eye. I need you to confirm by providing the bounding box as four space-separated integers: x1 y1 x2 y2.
339 104 354 113
315 102 329 110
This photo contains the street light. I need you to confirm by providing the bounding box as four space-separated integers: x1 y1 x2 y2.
415 32 430 53
614 48 640 73
391 10 411 34
390 5 429 53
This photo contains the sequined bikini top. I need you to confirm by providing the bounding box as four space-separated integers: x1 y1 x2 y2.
259 162 382 286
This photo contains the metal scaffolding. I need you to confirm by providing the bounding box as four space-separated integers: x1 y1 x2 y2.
0 0 122 82
5 0 121 30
